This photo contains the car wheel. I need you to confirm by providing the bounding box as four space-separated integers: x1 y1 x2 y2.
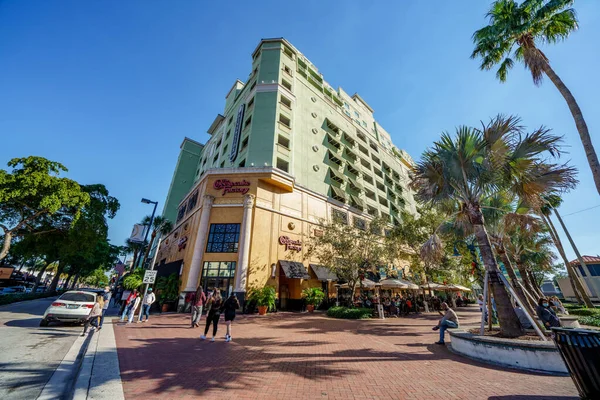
39 319 49 327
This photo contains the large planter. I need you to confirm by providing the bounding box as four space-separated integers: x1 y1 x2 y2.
307 304 315 313
161 303 169 313
448 330 568 374
257 306 268 315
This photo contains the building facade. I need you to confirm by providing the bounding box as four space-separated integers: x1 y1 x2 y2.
557 256 600 301
156 38 418 309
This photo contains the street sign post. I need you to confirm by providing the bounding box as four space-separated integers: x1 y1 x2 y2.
143 270 157 284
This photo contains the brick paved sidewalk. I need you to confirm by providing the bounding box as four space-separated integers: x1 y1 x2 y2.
114 306 578 400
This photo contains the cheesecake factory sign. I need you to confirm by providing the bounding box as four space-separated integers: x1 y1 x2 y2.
279 236 302 252
213 179 251 196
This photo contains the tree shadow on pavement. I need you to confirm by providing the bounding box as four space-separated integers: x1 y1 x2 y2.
489 396 578 400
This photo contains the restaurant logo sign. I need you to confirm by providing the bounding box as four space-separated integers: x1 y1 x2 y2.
213 179 251 196
177 236 188 251
279 236 302 252
229 103 246 162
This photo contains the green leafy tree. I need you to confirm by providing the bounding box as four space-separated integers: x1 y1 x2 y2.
84 268 109 288
411 115 577 337
305 217 387 300
472 0 600 195
0 156 90 260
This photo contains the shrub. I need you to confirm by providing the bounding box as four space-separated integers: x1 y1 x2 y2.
327 306 372 319
569 308 600 317
248 286 276 311
577 316 600 327
0 291 64 306
302 287 325 307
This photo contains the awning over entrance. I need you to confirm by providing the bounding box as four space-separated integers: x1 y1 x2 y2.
310 264 338 281
279 260 310 279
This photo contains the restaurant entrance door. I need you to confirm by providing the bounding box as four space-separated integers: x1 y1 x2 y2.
200 261 236 297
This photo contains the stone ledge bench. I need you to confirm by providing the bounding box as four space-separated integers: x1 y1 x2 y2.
448 329 567 374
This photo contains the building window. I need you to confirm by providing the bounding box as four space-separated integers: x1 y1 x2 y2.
332 209 348 224
187 191 198 213
578 265 587 277
362 121 367 128
371 154 381 165
213 153 219 164
357 131 367 143
363 175 374 185
283 46 294 59
282 79 292 91
250 80 257 91
280 95 292 109
206 224 241 253
283 65 293 76
220 161 225 168
279 114 291 128
374 168 383 178
176 204 187 223
353 217 366 231
238 159 246 168
222 145 228 156
200 261 236 296
228 116 233 126
376 181 385 192
344 102 350 110
247 97 255 109
278 134 290 149
588 265 600 276
354 111 360 118
276 158 289 172
344 110 351 118
240 137 249 151
225 130 231 139
370 140 379 153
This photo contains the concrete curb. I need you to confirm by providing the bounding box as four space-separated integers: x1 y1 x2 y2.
73 318 125 400
37 327 93 400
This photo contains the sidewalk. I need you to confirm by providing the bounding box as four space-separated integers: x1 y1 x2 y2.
113 307 578 400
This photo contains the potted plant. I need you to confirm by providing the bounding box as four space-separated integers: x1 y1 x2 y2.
156 273 180 312
302 287 325 313
248 286 276 315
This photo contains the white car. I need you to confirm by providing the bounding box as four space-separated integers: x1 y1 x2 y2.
40 290 97 326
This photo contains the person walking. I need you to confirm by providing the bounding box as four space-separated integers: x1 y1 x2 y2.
128 292 142 324
222 293 240 342
191 286 207 328
82 297 103 336
120 289 137 322
200 289 223 342
141 288 156 322
432 302 459 345
99 286 112 329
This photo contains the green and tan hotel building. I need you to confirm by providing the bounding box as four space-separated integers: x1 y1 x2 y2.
156 38 417 309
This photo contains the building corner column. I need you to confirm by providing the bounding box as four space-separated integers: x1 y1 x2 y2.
183 194 214 292
235 194 254 306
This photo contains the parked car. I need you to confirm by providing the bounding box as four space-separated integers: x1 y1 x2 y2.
0 286 26 296
40 290 97 327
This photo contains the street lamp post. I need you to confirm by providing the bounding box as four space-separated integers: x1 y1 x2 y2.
137 198 158 322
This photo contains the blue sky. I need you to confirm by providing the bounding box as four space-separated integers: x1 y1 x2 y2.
1 0 598 263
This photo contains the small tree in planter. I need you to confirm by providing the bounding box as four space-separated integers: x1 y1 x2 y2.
302 287 325 312
156 273 180 312
248 285 276 315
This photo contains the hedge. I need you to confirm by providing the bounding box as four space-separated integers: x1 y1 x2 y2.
568 308 600 317
577 316 600 328
327 306 372 319
0 291 63 306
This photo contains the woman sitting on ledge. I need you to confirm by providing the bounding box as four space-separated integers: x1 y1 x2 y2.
536 297 561 329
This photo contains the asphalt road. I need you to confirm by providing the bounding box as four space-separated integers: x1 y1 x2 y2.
0 297 82 400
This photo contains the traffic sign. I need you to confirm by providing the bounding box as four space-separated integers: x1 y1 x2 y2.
143 270 157 284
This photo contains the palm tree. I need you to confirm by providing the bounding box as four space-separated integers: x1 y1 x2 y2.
411 115 577 337
540 195 593 307
472 0 600 195
139 215 173 269
124 238 147 272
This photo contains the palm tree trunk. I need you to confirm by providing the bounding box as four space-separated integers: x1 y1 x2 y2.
33 263 49 293
541 62 600 195
70 273 80 289
545 212 593 307
497 242 534 313
49 263 64 293
62 273 73 290
130 250 139 272
514 261 537 300
472 222 523 337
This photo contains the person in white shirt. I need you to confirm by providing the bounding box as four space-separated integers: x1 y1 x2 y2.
141 288 156 322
